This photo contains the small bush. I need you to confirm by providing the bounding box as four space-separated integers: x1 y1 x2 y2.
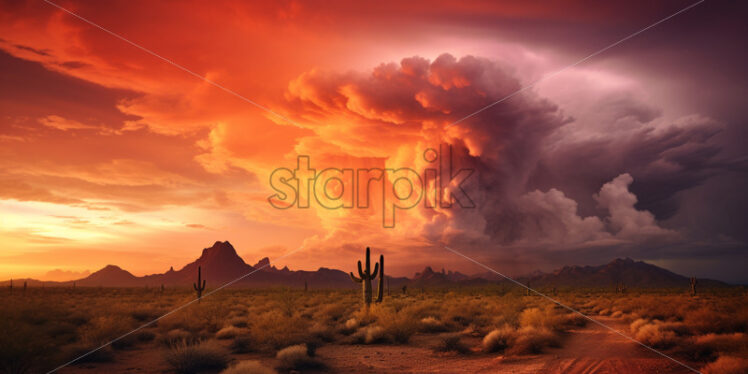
631 319 680 348
363 326 387 344
483 325 516 353
309 322 336 342
420 317 448 333
158 329 196 347
507 326 560 355
216 326 242 340
165 341 228 374
702 356 748 374
275 344 322 370
221 360 276 374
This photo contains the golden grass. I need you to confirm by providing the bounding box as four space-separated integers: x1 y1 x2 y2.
0 286 744 372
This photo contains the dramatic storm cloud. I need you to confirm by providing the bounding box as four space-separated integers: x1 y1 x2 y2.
0 0 745 282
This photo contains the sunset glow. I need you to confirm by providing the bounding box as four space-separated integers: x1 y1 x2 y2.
1 0 746 283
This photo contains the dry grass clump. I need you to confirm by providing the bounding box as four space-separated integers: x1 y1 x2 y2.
482 325 516 353
221 360 276 374
508 326 561 355
309 322 336 342
630 319 683 348
702 356 748 374
249 310 311 350
340 318 359 334
275 344 322 371
164 340 229 374
363 326 387 344
420 316 448 332
158 329 199 347
369 306 417 343
216 326 243 340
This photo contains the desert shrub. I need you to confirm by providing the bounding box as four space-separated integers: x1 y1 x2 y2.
216 326 243 340
519 307 563 331
483 325 516 353
364 326 387 344
694 333 747 354
684 307 747 335
702 356 748 374
221 360 276 374
131 308 162 322
165 341 228 374
249 310 310 349
434 334 470 354
630 319 682 348
315 303 349 322
340 318 359 334
369 306 417 343
507 326 560 355
420 317 448 333
79 315 132 346
309 322 336 342
158 329 197 347
275 344 322 370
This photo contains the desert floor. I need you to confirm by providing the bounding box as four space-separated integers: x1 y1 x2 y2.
60 316 694 374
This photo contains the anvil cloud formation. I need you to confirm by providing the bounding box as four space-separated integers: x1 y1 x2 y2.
0 0 746 282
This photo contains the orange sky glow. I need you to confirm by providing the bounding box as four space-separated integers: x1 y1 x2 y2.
1 0 746 283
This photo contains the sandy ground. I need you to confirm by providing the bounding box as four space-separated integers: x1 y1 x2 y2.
58 317 698 374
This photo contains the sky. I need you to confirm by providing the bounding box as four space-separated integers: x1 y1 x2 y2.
1 0 746 283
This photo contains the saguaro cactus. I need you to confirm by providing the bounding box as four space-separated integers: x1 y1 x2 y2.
376 254 384 303
525 281 531 296
194 266 206 302
350 247 379 307
9 278 12 295
690 277 697 296
23 281 27 296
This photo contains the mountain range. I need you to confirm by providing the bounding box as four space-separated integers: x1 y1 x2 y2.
2 241 729 289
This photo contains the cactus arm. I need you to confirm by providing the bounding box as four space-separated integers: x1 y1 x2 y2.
371 262 379 279
357 260 364 278
365 247 371 275
350 272 362 283
201 279 206 290
193 283 198 291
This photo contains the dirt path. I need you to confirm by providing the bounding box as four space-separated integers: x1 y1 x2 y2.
316 317 697 373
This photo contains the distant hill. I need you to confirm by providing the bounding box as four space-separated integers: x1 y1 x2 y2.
516 258 728 289
0 242 730 289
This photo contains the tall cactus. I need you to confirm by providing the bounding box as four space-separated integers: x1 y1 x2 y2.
350 247 379 307
690 277 697 296
194 266 206 302
376 254 384 303
9 278 12 295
